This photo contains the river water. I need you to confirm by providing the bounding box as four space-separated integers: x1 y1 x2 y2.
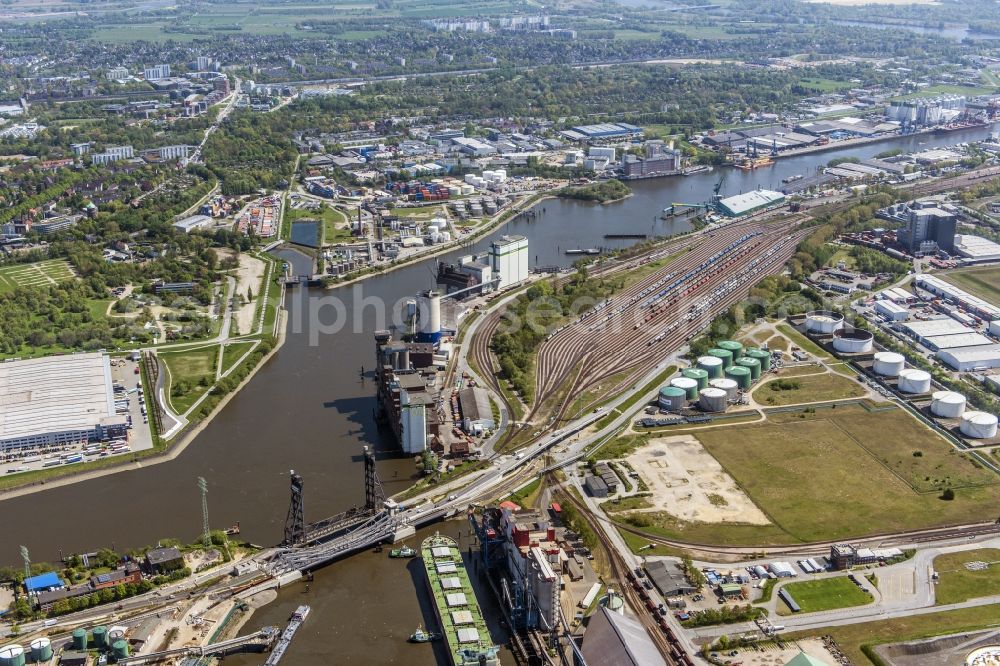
2 124 995 663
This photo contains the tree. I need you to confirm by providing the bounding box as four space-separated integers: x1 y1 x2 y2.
246 286 253 302
941 488 955 501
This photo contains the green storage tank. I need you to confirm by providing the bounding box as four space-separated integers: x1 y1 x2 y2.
0 644 26 666
112 640 129 661
29 638 52 664
708 348 733 369
725 365 752 390
682 367 709 389
718 340 744 360
657 386 687 411
736 357 761 380
71 629 87 652
746 347 771 371
92 626 108 649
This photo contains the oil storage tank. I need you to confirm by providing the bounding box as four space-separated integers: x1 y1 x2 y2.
960 412 999 439
0 645 25 666
873 352 905 377
708 348 734 369
682 367 709 389
92 627 108 650
745 347 771 371
111 641 129 661
697 355 724 378
28 639 51 664
833 328 874 354
931 391 966 418
805 310 845 334
736 357 761 381
107 629 126 645
670 377 699 400
898 369 931 394
699 387 728 413
71 630 87 652
710 377 739 401
658 386 687 411
725 365 752 390
718 340 744 360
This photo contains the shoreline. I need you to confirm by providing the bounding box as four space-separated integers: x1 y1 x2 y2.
0 308 290 503
768 122 995 161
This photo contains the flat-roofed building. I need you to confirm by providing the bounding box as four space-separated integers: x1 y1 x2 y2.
0 353 127 453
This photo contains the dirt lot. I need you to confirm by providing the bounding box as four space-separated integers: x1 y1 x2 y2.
729 638 839 665
625 435 770 525
234 254 265 335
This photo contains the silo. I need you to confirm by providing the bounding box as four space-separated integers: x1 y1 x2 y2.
697 356 724 379
111 640 130 661
745 347 771 371
670 377 699 400
725 366 752 390
832 328 874 354
805 310 845 334
718 340 744 360
29 639 51 664
897 369 931 394
92 626 108 649
873 352 905 377
658 386 686 411
960 412 999 439
931 391 966 418
708 348 733 369
108 629 126 645
0 645 25 666
710 378 739 401
682 367 709 389
71 629 87 652
699 387 728 413
415 289 442 344
736 357 761 381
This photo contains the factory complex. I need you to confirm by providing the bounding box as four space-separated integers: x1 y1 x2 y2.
0 353 129 453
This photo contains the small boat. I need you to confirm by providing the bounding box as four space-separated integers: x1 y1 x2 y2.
390 545 417 558
409 626 442 643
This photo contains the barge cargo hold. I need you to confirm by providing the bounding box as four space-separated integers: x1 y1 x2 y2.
421 533 500 666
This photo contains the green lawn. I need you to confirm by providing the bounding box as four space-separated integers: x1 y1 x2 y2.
933 548 1000 605
786 604 1000 666
160 346 219 414
687 404 1000 542
776 323 832 359
940 266 1000 307
221 341 256 374
286 204 353 245
753 372 866 406
778 577 873 615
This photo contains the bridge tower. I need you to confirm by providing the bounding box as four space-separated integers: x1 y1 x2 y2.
363 446 385 512
283 470 306 546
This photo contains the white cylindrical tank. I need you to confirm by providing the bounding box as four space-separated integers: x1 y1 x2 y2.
709 378 739 401
960 411 999 439
873 352 905 377
832 328 874 354
428 224 440 235
898 369 931 394
697 355 724 378
805 310 845 334
699 387 727 413
670 377 699 400
0 644 25 666
931 391 966 418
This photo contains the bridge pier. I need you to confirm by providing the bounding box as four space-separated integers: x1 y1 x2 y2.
392 525 416 543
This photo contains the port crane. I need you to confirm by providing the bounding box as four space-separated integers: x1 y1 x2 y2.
661 173 727 219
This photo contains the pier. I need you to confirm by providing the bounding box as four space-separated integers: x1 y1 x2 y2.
117 626 279 664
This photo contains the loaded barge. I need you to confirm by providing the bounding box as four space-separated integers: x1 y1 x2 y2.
421 533 500 666
263 605 310 666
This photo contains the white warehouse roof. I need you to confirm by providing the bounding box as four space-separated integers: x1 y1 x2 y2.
914 275 1000 320
901 319 970 339
717 189 785 216
925 332 995 350
0 353 115 442
954 235 1000 262
937 344 1000 371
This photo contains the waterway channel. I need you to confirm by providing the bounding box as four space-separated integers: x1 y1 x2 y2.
1 124 995 663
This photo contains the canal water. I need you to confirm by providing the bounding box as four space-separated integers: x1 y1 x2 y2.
1 124 994 663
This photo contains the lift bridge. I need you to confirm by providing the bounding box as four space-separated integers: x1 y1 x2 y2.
266 446 414 575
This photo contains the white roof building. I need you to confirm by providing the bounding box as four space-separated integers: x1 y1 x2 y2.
953 235 1000 263
937 345 1000 371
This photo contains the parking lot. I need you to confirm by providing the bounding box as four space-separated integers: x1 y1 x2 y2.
109 356 155 454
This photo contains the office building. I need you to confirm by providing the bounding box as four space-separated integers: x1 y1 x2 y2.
196 56 213 70
213 76 231 95
158 144 191 161
490 234 528 289
143 64 171 81
105 66 129 81
0 353 128 453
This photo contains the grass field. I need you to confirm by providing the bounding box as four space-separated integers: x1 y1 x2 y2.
689 404 1000 542
221 341 256 374
786 604 1000 665
160 346 218 414
933 548 1000 605
941 266 1000 307
776 323 832 359
754 372 866 406
0 259 76 293
778 577 873 615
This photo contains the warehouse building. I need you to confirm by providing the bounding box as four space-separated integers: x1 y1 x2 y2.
645 560 695 597
0 353 128 453
913 275 1000 321
900 319 971 344
875 299 909 322
716 189 785 217
937 345 1000 371
923 332 995 351
953 234 1000 263
458 386 495 435
580 606 667 666
568 122 643 140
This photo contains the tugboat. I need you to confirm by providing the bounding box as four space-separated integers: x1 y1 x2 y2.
390 544 417 558
409 626 442 643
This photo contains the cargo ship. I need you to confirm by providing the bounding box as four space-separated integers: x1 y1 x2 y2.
421 533 500 666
